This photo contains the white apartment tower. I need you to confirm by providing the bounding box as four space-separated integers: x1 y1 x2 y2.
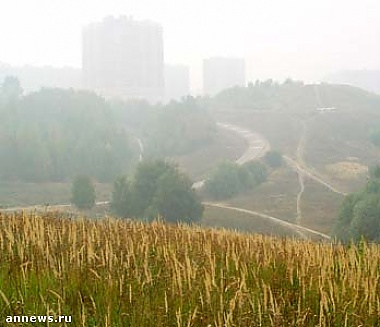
82 16 164 102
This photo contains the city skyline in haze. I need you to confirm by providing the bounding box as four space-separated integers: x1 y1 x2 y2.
0 0 379 93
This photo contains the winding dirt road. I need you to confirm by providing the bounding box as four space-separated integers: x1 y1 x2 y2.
192 122 270 189
198 122 333 240
204 202 331 240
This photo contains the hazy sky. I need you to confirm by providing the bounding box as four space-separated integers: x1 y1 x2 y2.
1 0 379 92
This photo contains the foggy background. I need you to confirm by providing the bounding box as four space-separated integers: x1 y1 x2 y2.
0 0 379 93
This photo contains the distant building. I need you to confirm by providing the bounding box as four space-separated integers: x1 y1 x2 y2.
164 64 190 102
203 57 246 96
82 16 164 102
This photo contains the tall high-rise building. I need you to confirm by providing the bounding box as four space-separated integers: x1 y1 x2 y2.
82 16 164 102
164 64 190 102
203 57 246 96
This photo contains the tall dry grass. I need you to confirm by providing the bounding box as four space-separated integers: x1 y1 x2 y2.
0 211 379 326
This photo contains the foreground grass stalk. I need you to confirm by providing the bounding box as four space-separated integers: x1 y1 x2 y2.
0 211 379 326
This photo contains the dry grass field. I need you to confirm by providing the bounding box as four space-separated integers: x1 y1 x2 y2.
0 212 379 326
226 166 300 223
299 179 344 235
201 206 299 238
172 128 247 181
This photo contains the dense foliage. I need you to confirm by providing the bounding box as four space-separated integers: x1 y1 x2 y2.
204 161 268 200
70 175 96 210
122 96 216 157
110 160 203 223
210 79 380 112
0 84 134 182
369 128 380 147
334 167 380 242
263 150 283 168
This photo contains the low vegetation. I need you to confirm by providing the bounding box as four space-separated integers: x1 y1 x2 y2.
204 161 268 200
71 175 96 210
0 212 379 326
263 150 283 168
334 167 380 242
0 86 135 182
110 160 203 223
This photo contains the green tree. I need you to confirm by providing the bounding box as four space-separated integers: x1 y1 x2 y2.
205 161 269 200
110 176 132 217
264 150 283 168
334 178 380 242
369 165 380 180
369 129 380 147
205 162 245 200
349 195 380 242
115 159 203 223
147 168 203 223
71 175 96 210
130 160 173 216
242 161 268 185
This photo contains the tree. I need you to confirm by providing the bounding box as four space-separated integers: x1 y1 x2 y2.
369 165 380 180
205 161 269 200
334 178 380 242
71 175 96 210
242 161 268 185
146 168 203 223
369 129 380 147
111 160 203 223
110 176 132 217
349 195 380 242
130 160 173 216
205 162 244 200
264 151 283 168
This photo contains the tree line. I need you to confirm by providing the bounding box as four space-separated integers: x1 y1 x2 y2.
71 160 203 224
0 77 216 183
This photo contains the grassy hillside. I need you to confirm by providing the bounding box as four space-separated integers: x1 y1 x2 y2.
0 212 379 326
208 83 380 233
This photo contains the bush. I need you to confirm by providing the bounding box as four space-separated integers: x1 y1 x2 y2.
110 160 203 223
205 160 268 200
264 151 283 168
334 178 380 242
204 162 243 200
71 175 96 210
110 176 132 217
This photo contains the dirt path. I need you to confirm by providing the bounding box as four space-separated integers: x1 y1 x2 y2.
192 122 270 189
204 202 331 240
295 120 306 225
284 156 347 196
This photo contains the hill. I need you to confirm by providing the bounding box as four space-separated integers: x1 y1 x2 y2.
205 82 380 235
324 70 380 95
0 212 379 326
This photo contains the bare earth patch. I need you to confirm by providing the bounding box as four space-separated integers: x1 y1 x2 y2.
325 161 368 180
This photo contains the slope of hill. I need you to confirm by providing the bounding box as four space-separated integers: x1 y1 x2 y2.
207 83 380 234
324 70 380 95
0 212 379 326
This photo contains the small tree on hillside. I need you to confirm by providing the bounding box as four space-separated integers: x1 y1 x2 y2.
111 159 203 223
110 175 132 217
242 161 268 185
334 177 380 243
204 162 243 200
264 150 283 168
71 175 96 210
147 168 203 223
